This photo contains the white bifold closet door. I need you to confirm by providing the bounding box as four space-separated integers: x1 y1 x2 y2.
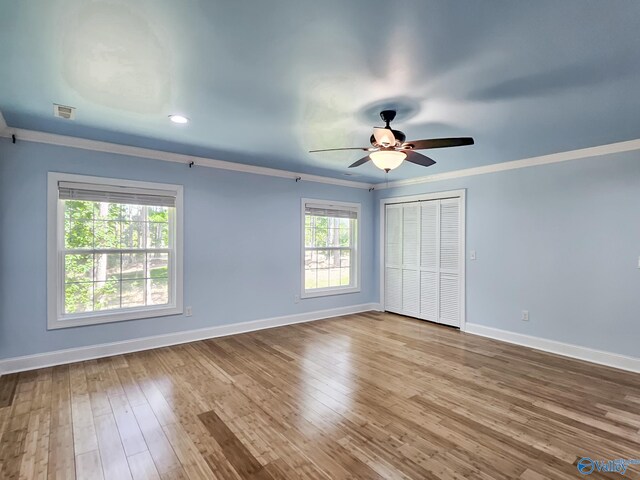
385 197 462 328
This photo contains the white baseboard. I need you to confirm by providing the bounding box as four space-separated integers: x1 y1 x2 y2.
0 303 379 374
465 323 640 374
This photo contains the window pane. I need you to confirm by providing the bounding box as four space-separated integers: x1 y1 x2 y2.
94 202 123 220
147 253 168 278
316 268 329 289
305 270 317 289
340 249 351 268
65 219 94 249
147 206 169 222
148 278 168 305
94 253 121 282
316 249 328 269
328 227 339 247
305 227 313 247
94 280 121 311
147 222 169 248
122 204 145 221
65 254 94 283
121 221 145 249
339 224 351 247
65 200 94 220
328 250 340 269
313 217 328 247
304 251 315 289
65 282 93 314
331 270 338 288
94 221 120 248
340 269 350 286
121 279 145 308
122 253 145 280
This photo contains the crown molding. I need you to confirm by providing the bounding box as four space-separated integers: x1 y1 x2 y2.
375 138 640 190
2 111 638 190
0 125 374 190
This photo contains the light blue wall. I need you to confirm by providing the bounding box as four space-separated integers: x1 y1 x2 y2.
0 139 376 359
374 151 640 358
2 138 638 361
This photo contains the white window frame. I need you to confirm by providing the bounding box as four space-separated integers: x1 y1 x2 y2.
47 172 184 329
301 198 361 299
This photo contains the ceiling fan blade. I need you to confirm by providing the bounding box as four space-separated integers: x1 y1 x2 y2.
348 155 371 168
404 137 474 150
373 127 396 147
309 147 370 153
404 151 436 167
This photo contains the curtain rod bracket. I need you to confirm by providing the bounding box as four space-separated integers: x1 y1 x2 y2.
295 176 302 182
369 187 375 192
12 134 16 144
188 161 194 168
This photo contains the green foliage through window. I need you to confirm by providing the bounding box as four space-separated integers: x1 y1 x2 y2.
304 214 356 290
62 200 172 314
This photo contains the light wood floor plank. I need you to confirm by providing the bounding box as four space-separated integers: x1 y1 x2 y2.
1 312 639 479
128 450 161 480
75 450 104 480
94 413 133 480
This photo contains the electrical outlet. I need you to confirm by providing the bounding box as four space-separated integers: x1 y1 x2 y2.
521 310 529 322
470 250 477 260
294 295 300 304
185 306 193 317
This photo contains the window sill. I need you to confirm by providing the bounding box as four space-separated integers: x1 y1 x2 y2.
47 305 183 330
300 286 361 299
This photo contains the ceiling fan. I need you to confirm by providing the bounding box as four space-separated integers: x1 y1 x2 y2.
309 110 474 172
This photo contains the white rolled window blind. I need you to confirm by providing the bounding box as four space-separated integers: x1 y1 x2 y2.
58 181 176 207
304 203 358 219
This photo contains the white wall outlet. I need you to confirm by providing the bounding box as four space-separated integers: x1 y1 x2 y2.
294 295 300 304
185 306 193 317
470 250 477 260
521 310 529 322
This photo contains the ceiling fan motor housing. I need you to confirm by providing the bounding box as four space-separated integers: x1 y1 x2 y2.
380 110 397 124
369 110 407 146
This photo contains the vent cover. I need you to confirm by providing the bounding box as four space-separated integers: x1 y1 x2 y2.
53 104 76 120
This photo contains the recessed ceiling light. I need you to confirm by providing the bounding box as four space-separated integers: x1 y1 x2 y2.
169 114 189 124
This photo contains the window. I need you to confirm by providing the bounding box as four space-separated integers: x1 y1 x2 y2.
47 173 183 329
302 199 360 298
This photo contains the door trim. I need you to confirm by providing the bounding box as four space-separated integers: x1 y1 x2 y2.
379 189 466 331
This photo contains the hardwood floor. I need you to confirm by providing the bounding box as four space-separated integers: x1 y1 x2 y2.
1 312 640 479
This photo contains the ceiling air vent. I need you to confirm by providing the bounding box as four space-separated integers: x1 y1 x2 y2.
53 104 76 120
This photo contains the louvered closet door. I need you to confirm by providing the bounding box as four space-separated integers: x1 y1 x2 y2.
438 198 461 327
385 203 420 316
384 205 403 312
401 204 420 316
419 201 439 322
386 197 461 327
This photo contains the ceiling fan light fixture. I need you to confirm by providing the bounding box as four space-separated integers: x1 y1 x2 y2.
369 150 406 172
373 127 396 147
